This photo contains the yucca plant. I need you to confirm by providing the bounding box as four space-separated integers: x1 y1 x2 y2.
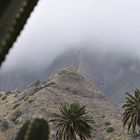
122 89 140 132
15 118 49 140
50 102 95 140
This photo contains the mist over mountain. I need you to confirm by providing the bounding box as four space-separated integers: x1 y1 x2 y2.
42 47 140 106
1 47 140 107
1 0 140 99
2 0 140 71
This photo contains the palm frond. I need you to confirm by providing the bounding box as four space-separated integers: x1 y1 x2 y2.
50 102 95 140
122 89 140 133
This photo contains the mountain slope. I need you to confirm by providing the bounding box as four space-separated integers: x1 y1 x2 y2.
43 48 140 106
0 66 127 140
1 47 140 106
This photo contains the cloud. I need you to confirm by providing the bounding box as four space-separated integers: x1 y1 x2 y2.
1 0 140 71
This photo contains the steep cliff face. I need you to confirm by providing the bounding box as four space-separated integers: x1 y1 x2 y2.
0 66 127 140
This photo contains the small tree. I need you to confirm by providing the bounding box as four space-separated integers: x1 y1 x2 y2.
50 102 95 140
122 89 140 133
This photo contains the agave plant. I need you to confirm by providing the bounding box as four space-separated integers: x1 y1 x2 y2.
50 102 95 140
122 89 140 132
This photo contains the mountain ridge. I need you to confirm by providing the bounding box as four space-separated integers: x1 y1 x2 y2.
1 47 140 107
0 66 128 140
43 48 140 106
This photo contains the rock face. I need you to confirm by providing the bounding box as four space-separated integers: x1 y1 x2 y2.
1 47 140 107
43 48 140 107
0 66 128 140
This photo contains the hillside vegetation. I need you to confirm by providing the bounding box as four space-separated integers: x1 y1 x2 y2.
0 66 128 140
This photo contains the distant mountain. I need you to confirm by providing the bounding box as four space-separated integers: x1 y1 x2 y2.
0 68 43 90
1 47 140 107
43 48 140 106
0 66 128 140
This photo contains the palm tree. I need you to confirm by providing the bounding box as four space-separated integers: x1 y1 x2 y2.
122 89 140 132
50 102 95 140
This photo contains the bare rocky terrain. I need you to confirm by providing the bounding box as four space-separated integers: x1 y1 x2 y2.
1 48 140 108
0 66 128 140
43 48 140 107
0 47 140 109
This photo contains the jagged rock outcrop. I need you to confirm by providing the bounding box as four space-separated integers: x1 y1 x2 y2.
0 66 128 140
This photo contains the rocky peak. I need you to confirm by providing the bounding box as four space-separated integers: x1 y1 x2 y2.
51 65 85 82
0 67 128 140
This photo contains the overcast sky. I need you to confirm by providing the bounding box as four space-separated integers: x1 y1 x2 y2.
1 0 140 71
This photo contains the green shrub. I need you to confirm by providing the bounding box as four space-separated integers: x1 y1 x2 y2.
24 96 29 102
13 103 20 110
104 122 111 126
14 94 18 97
106 127 114 133
1 95 7 100
0 120 9 131
28 87 42 96
11 109 22 122
15 118 22 125
5 91 12 96
46 82 55 87
28 99 34 104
